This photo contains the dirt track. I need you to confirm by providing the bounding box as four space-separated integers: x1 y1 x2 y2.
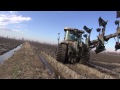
0 42 53 79
0 42 119 79
40 51 116 79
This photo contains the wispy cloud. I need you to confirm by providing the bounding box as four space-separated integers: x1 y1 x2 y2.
0 14 31 26
0 11 31 35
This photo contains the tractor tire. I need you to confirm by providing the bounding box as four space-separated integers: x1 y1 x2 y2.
56 44 68 63
81 52 90 64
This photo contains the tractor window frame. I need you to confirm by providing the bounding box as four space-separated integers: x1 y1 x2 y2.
65 31 81 41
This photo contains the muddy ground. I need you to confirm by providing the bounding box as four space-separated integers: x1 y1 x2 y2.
0 42 119 79
0 42 53 79
40 51 116 79
90 51 120 73
90 51 120 63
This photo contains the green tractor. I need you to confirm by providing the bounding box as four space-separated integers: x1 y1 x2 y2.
56 27 91 64
56 17 120 64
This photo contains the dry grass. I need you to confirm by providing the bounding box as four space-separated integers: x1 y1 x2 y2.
0 42 53 79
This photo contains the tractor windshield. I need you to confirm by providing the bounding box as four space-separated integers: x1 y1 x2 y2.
65 31 81 41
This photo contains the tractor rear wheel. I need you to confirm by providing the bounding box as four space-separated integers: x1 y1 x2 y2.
56 44 68 63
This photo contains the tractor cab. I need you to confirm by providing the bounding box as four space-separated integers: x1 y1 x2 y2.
64 27 84 42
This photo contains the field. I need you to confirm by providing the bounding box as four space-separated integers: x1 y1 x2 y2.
0 36 23 55
0 37 120 79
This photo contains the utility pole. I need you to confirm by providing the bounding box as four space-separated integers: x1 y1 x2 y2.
58 33 60 45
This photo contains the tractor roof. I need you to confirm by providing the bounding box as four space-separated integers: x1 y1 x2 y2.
64 27 84 34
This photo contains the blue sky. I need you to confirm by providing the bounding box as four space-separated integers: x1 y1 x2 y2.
0 11 119 52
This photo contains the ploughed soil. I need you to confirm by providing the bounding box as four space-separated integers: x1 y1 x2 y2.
0 42 119 79
0 42 53 79
40 51 116 79
90 51 120 73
